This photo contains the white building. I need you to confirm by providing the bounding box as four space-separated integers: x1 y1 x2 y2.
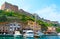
9 22 20 31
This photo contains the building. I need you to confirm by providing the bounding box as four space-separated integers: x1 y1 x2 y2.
33 13 41 20
51 21 59 24
47 27 56 32
9 22 21 31
0 22 10 34
45 26 56 34
9 22 21 34
0 22 21 34
27 20 41 32
1 2 18 12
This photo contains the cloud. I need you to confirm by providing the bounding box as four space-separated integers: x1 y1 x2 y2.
35 4 60 22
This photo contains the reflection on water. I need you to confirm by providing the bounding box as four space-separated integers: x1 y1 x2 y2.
46 36 59 39
24 37 34 39
40 35 59 39
24 35 60 39
0 35 60 39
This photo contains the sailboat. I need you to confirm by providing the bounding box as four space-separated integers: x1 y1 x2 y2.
34 14 44 37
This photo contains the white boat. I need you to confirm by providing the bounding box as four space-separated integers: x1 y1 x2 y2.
14 31 22 37
34 31 44 37
58 33 60 35
38 31 44 36
24 30 34 37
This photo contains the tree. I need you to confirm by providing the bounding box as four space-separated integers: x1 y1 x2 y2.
21 14 27 22
0 15 7 22
0 10 3 13
40 23 48 32
56 27 60 33
37 20 48 32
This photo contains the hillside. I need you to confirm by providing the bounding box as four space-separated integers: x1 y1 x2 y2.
0 10 60 32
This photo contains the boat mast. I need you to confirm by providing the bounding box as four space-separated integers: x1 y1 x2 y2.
34 13 37 32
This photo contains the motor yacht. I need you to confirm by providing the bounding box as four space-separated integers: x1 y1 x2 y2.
24 30 34 37
14 31 22 37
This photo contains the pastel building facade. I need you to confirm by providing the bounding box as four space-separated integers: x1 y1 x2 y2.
9 22 20 31
0 22 10 34
27 20 41 32
0 22 21 34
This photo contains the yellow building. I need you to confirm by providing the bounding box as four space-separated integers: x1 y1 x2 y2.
47 27 56 32
28 20 41 32
45 26 56 34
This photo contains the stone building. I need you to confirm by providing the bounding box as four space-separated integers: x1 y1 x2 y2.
1 2 18 12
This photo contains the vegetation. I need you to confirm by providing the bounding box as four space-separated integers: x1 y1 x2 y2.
0 10 59 32
56 27 60 33
0 15 7 22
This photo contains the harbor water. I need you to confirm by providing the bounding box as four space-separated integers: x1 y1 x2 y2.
0 35 60 39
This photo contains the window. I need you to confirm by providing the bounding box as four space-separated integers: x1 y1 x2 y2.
30 23 33 24
3 30 4 31
10 24 12 26
10 27 12 29
15 27 16 30
14 24 16 26
6 30 7 31
0 30 1 31
18 25 20 26
27 32 34 34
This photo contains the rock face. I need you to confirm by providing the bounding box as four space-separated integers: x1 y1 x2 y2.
1 2 33 17
19 9 33 17
1 2 18 12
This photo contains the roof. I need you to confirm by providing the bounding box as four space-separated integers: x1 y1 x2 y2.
0 22 8 24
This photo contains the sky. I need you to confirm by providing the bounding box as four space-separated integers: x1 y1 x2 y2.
0 0 60 22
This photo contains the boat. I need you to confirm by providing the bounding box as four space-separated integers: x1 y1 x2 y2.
34 31 44 37
58 33 60 35
23 30 34 37
14 31 22 37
